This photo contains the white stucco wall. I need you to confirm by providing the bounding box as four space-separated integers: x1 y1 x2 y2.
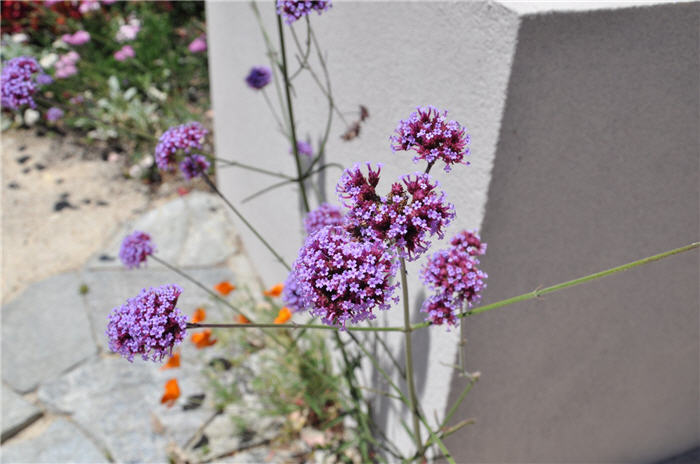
207 1 698 461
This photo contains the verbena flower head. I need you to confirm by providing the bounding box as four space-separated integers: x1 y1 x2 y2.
106 284 187 362
420 230 488 326
304 203 344 235
155 122 208 171
339 164 455 261
119 231 155 269
36 73 53 86
292 140 313 157
245 66 271 90
55 51 79 79
179 154 210 180
276 0 331 24
390 106 470 172
1 56 41 110
292 225 399 328
282 270 307 313
46 107 64 121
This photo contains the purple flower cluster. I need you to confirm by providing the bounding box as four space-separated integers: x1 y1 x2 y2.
420 231 487 326
276 0 331 25
293 140 313 157
338 164 455 261
155 122 208 171
1 56 41 110
282 270 306 313
46 107 64 122
304 203 344 235
390 106 470 172
292 226 399 328
245 66 271 90
179 154 210 181
106 284 188 362
119 231 155 269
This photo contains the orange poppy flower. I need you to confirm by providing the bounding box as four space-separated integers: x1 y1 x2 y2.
160 352 180 370
274 307 292 324
191 329 217 348
236 314 250 324
191 308 206 323
214 281 236 295
264 283 284 297
161 378 180 407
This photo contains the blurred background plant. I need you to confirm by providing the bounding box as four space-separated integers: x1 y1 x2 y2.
1 0 209 177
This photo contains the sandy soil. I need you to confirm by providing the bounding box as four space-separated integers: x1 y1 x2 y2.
0 129 195 303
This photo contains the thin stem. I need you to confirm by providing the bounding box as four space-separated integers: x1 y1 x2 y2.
411 241 700 331
277 13 310 213
213 158 293 179
441 377 478 430
261 88 287 134
200 172 291 271
187 322 404 332
400 258 423 453
458 302 466 374
151 255 252 320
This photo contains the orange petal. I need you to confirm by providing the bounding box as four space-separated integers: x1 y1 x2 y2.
214 281 236 295
263 283 284 297
160 352 180 370
236 314 250 324
191 308 206 324
191 329 218 349
160 378 180 407
274 307 292 324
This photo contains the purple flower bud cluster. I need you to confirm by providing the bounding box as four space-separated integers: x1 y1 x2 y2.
420 231 487 326
119 230 155 269
276 0 331 25
304 202 344 235
390 106 470 172
282 270 307 313
154 122 208 171
338 164 455 261
179 154 210 181
1 56 41 110
245 66 271 90
106 284 188 362
292 226 399 328
293 140 313 157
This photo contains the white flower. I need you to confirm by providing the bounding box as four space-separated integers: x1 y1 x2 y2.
40 53 59 69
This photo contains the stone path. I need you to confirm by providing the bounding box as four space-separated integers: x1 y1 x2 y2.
1 191 312 463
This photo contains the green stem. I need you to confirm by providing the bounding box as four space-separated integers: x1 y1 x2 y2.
213 157 293 179
277 13 310 214
411 241 700 331
200 172 291 271
400 258 423 453
441 377 478 430
187 322 404 332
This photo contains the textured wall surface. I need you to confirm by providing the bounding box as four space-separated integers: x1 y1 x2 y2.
207 1 699 461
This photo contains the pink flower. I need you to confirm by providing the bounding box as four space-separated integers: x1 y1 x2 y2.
188 35 207 53
55 52 80 79
78 0 100 14
116 18 140 42
114 45 135 62
62 30 91 46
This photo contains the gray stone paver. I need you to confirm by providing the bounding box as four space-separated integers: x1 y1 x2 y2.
2 191 289 463
1 385 42 442
1 273 97 393
0 418 106 463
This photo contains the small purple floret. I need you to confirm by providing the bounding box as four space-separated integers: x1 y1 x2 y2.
304 203 344 235
46 107 64 122
245 66 271 90
179 154 210 180
1 56 41 110
282 270 307 313
119 231 155 269
106 284 187 362
154 122 208 171
292 140 313 157
292 226 399 328
390 106 470 172
276 0 331 24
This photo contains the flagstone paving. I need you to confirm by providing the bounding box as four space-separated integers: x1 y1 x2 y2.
0 191 311 463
